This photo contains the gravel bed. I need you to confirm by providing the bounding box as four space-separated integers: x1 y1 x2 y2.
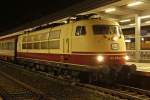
0 62 120 100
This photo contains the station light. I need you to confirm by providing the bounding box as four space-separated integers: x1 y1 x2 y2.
105 8 116 13
145 21 150 24
125 39 131 43
129 23 135 26
140 15 150 19
63 21 68 24
92 14 101 18
70 17 76 20
119 19 131 23
127 1 143 7
41 24 48 27
141 37 144 41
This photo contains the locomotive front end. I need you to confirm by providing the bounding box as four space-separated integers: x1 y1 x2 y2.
89 19 136 81
91 20 127 65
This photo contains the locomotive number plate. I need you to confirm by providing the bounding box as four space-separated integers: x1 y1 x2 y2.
111 43 119 50
110 56 122 60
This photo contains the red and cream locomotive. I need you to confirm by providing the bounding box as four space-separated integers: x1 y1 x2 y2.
0 15 136 82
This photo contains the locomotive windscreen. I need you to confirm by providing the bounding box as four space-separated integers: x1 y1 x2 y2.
93 25 122 36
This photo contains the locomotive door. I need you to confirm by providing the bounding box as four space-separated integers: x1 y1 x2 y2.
63 38 69 53
71 22 87 52
63 25 72 54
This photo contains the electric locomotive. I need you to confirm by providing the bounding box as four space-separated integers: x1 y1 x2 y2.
0 15 136 82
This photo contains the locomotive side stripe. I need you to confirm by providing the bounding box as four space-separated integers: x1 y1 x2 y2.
17 52 126 66
71 53 126 55
17 51 126 56
72 51 126 54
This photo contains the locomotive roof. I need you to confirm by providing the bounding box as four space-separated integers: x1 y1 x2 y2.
0 18 119 40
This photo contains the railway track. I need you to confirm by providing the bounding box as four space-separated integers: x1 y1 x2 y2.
113 84 150 100
0 70 53 100
0 60 115 100
78 83 150 100
0 60 150 100
41 73 150 100
37 73 150 100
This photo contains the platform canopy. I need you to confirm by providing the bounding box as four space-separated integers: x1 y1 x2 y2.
78 0 150 29
2 0 150 34
25 0 150 31
1 0 119 35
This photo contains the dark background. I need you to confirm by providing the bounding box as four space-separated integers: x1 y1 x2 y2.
0 0 86 33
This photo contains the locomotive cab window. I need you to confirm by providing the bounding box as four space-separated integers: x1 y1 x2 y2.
93 25 122 36
75 26 86 36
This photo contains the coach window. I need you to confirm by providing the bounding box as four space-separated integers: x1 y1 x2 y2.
33 42 40 49
27 43 32 49
22 43 27 49
75 26 86 36
41 41 48 49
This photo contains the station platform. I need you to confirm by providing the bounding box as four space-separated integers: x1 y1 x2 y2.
127 62 150 72
0 97 3 100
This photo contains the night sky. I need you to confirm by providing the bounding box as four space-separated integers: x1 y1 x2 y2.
0 0 86 34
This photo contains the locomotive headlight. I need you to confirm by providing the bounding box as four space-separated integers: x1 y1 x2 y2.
112 36 118 41
124 55 129 61
97 56 104 62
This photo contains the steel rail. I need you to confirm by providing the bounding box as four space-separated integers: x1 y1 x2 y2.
1 60 150 100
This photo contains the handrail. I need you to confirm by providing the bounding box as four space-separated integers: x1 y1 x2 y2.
126 50 150 61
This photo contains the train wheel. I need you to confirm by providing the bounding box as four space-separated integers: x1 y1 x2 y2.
47 67 54 76
35 64 40 71
31 66 36 71
39 65 45 71
71 71 80 82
